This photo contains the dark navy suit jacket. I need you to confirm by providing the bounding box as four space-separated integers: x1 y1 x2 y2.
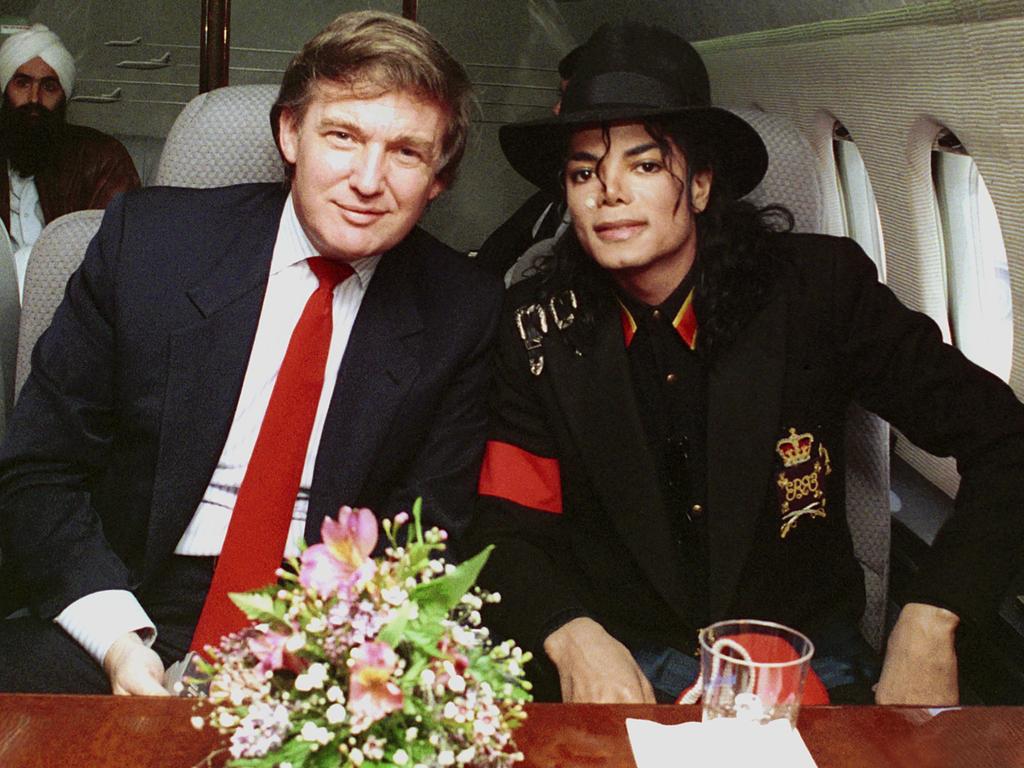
0 183 504 619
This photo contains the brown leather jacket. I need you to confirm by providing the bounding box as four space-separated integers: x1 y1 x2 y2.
1 123 141 232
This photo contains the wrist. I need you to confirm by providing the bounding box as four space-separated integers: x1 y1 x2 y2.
103 631 145 675
544 616 599 664
896 602 960 639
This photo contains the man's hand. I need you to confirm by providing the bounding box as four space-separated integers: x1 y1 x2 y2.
875 602 959 706
543 617 656 703
103 631 169 696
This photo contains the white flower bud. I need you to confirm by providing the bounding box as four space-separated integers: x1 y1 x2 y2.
300 721 331 745
392 749 409 765
350 748 365 766
296 662 329 691
456 747 476 764
438 750 455 766
326 703 347 725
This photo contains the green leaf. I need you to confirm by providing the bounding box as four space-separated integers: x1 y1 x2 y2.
308 742 343 768
410 545 493 612
400 653 431 696
231 737 315 768
228 591 285 624
229 736 314 768
404 602 447 653
378 599 416 647
412 497 424 543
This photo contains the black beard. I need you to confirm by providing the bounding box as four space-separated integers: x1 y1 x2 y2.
0 97 67 177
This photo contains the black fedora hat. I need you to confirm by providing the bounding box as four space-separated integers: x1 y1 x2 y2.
499 22 768 199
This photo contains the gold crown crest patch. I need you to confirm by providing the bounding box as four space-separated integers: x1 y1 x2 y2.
775 427 831 538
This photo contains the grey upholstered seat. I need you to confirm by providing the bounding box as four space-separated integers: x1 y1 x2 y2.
0 223 19 439
736 106 891 651
735 107 827 234
153 84 285 188
15 210 104 399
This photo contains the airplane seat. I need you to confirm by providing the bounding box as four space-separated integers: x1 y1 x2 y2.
15 210 105 400
731 106 891 652
0 222 19 441
732 106 827 233
153 84 285 188
115 133 167 186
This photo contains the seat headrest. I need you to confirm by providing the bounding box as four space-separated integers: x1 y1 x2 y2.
154 84 285 188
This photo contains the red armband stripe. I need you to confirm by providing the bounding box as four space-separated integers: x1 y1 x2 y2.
478 440 563 514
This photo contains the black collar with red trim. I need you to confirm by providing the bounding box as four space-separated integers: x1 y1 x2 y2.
615 269 699 350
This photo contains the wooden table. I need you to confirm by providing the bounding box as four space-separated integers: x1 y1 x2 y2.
1 695 1022 767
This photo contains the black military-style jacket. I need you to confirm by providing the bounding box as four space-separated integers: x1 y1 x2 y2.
469 233 1024 675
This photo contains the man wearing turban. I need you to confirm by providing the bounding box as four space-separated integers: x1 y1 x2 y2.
0 24 139 296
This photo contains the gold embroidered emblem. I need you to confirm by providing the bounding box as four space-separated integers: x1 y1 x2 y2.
775 427 831 538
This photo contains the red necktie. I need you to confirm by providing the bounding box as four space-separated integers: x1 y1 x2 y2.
190 257 354 654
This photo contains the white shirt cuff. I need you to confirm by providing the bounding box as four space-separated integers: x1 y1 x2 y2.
55 590 157 665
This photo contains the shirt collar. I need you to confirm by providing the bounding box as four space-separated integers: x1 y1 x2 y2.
272 193 382 287
7 164 33 191
617 269 699 351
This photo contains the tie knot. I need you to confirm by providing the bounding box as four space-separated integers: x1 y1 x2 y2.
308 257 355 290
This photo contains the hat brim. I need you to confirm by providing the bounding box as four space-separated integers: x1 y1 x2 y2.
499 105 768 200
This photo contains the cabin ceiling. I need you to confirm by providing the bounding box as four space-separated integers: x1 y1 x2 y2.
546 0 933 42
5 0 935 44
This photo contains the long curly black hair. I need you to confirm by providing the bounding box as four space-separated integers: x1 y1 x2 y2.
538 115 792 360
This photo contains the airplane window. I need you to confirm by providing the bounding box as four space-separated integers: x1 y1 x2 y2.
832 122 886 280
933 129 1012 381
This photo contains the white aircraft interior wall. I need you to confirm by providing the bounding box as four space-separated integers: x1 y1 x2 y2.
699 0 1024 498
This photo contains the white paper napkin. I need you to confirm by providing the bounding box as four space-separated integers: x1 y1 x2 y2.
626 717 818 767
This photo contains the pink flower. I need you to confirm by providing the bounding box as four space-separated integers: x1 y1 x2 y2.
325 506 379 565
247 629 306 674
348 641 403 732
300 506 378 598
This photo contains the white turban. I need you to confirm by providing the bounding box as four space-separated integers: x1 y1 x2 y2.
0 24 76 98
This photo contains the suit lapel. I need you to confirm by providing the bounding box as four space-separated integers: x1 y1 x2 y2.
705 291 787 618
547 308 692 618
143 194 284 576
305 239 423 538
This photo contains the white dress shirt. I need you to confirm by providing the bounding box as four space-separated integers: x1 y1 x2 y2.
8 166 44 299
56 194 380 664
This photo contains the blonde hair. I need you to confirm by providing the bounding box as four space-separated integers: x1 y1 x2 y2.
271 10 472 186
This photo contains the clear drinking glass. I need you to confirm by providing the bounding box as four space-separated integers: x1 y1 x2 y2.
699 619 814 728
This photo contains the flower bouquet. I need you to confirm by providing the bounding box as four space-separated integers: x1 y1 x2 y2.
191 500 532 768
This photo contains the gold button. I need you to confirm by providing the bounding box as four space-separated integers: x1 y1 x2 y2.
690 504 704 519
666 372 678 384
652 309 662 320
